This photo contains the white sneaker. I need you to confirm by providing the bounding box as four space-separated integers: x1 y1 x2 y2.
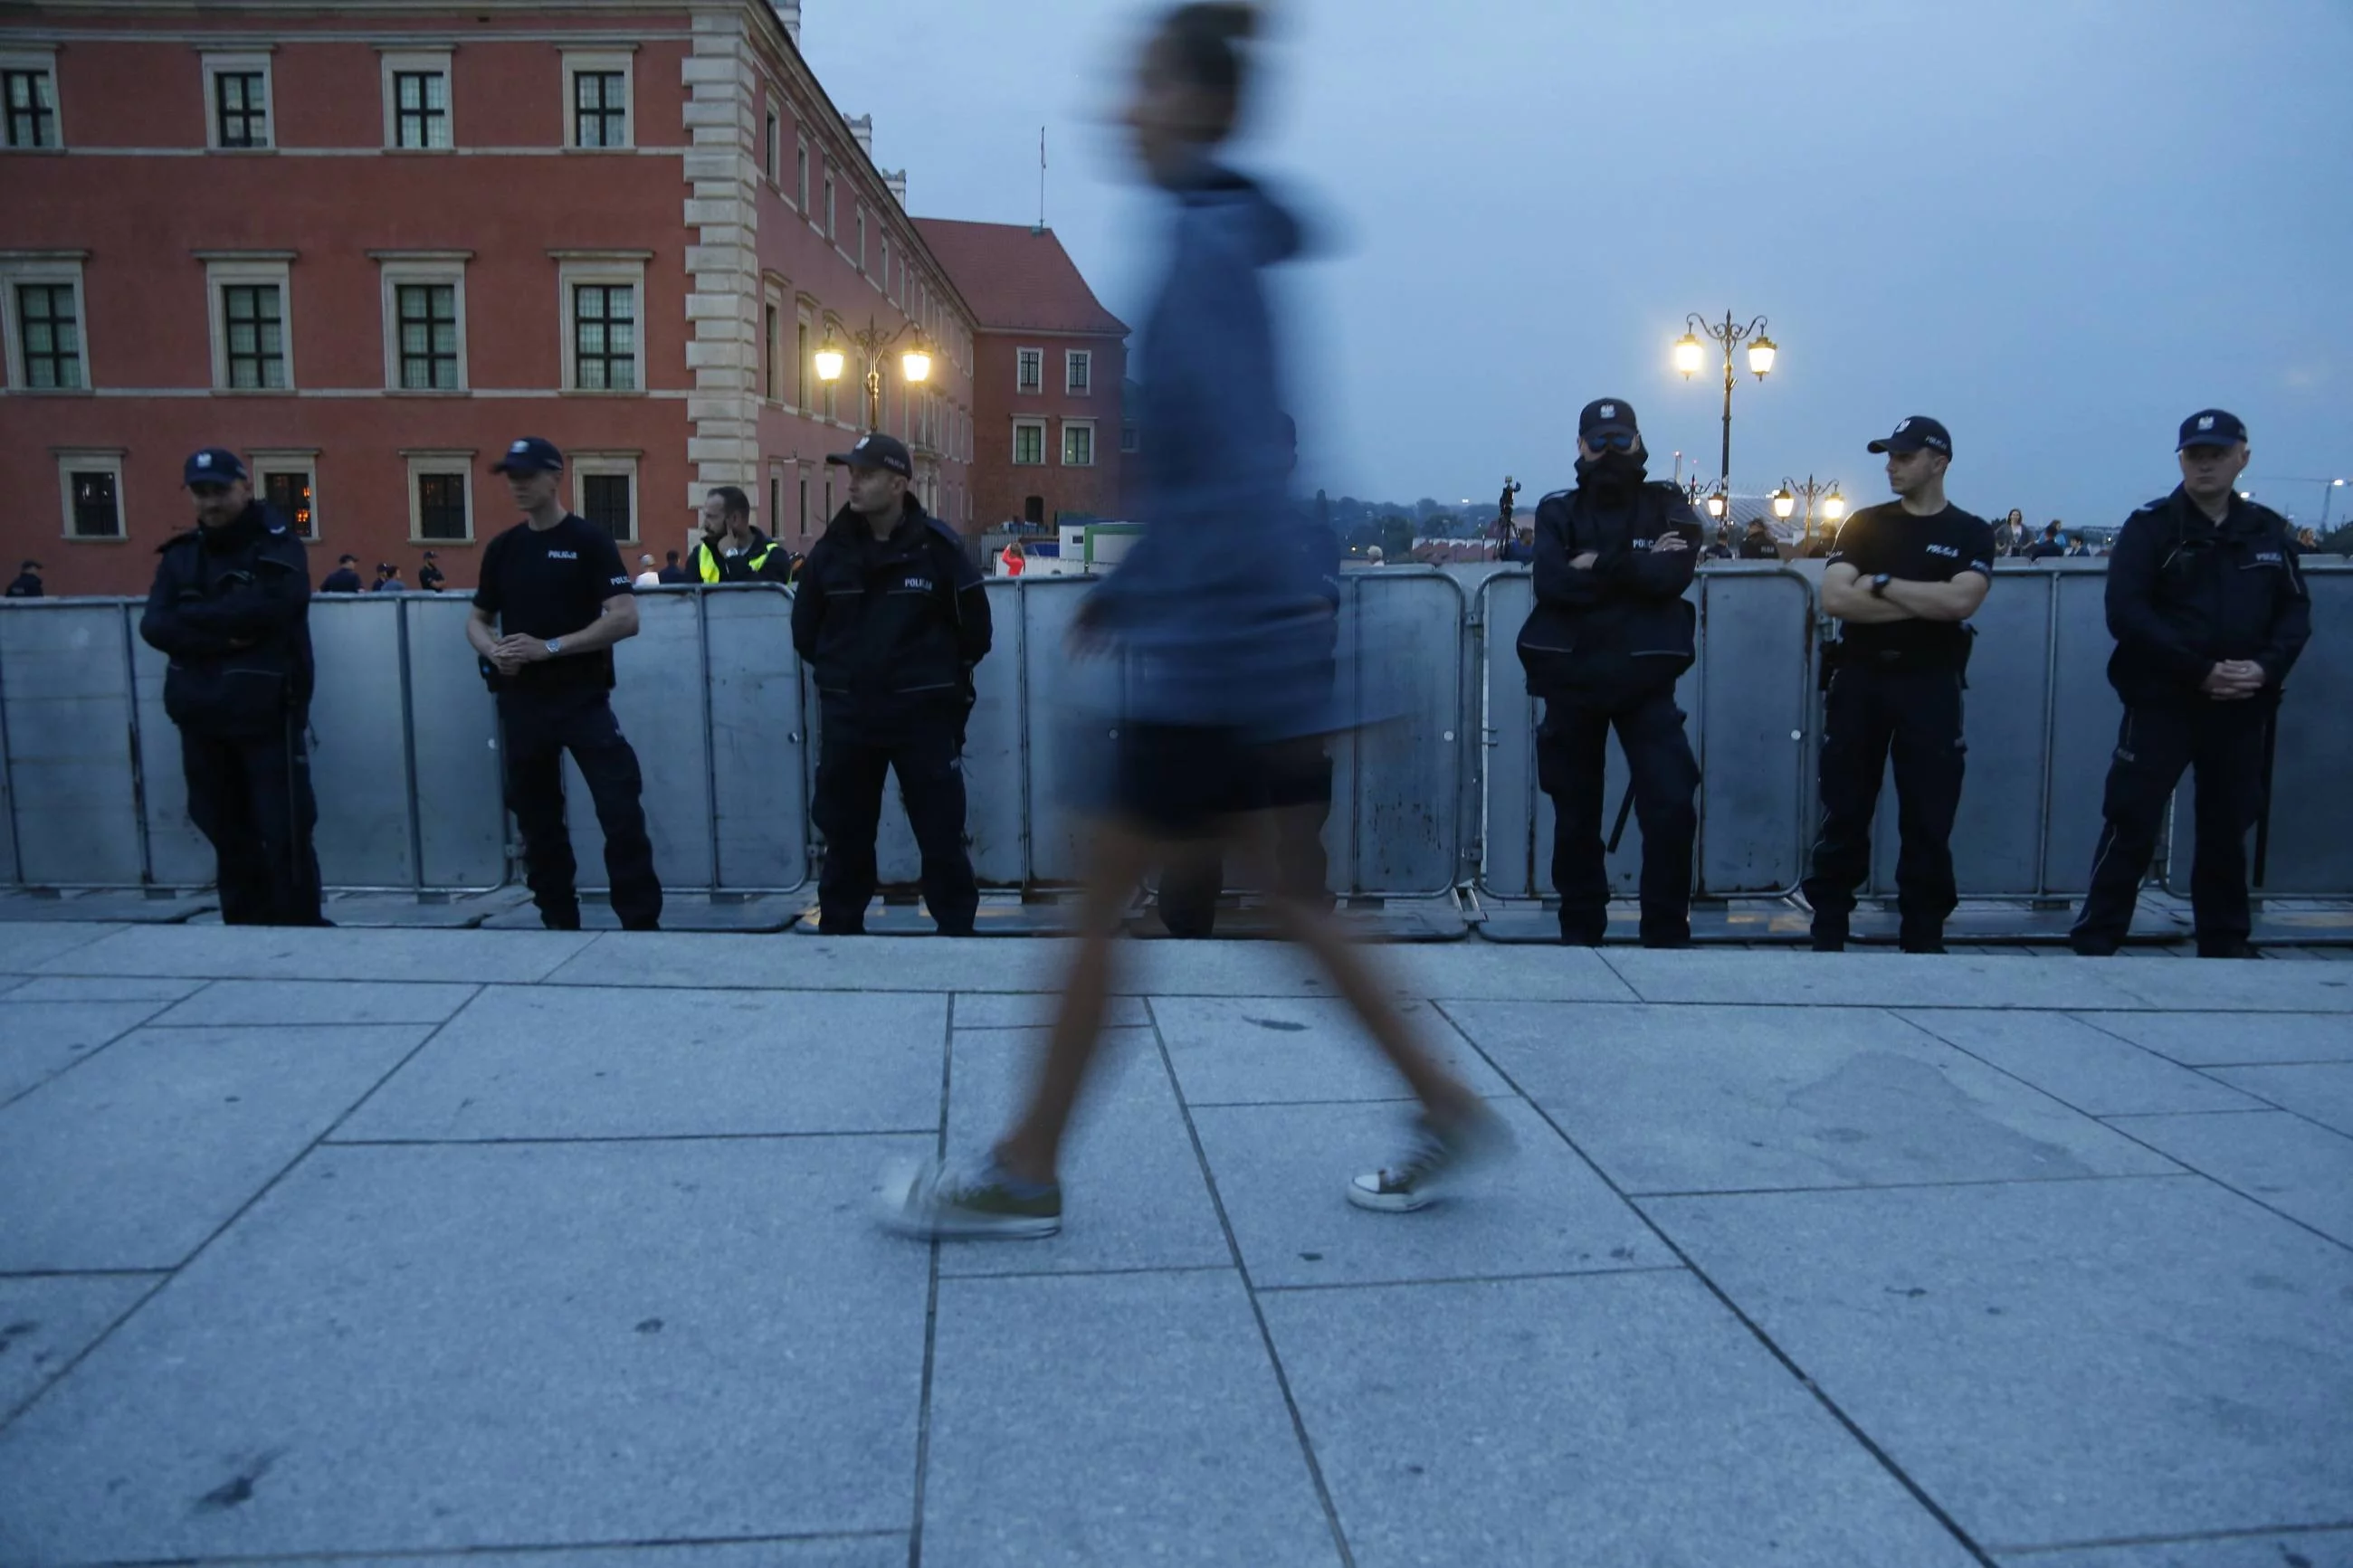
1347 1106 1514 1212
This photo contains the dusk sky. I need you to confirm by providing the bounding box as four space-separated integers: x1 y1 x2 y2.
807 1 2353 528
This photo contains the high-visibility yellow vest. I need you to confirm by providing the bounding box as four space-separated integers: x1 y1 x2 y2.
694 539 785 583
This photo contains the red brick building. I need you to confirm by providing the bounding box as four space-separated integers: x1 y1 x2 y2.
914 220 1127 531
0 0 979 596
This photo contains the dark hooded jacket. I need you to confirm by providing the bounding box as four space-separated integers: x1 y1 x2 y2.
139 502 314 736
792 495 990 735
1516 477 1704 699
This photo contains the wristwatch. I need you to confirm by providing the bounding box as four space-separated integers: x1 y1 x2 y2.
1870 574 1891 598
544 638 563 657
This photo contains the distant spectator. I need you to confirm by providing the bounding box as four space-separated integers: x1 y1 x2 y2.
1500 525 1536 564
372 562 408 592
999 539 1027 577
1738 518 1777 559
2293 527 2320 555
2065 534 2094 558
1701 526 1735 561
319 554 364 594
634 553 662 588
657 549 693 585
418 550 446 593
1365 546 1385 566
2026 521 2068 560
5 559 42 598
1993 508 2030 556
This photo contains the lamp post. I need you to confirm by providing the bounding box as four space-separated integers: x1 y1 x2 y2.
1776 475 1846 548
1672 310 1777 487
814 315 935 432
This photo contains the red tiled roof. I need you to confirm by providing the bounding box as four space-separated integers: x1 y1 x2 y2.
913 218 1129 337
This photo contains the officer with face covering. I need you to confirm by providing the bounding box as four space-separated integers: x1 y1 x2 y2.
1515 398 1704 947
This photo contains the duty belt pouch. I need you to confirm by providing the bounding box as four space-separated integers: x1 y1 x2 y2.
164 660 289 738
1817 634 1843 693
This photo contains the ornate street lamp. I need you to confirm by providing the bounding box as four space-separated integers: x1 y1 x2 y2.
814 315 936 432
1779 475 1845 547
1673 310 1777 488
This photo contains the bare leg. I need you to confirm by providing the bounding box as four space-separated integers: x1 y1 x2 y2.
1241 803 1485 1126
995 819 1156 1184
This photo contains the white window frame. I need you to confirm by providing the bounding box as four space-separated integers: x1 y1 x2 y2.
1012 417 1046 467
1015 346 1043 395
1 48 62 150
54 447 125 540
762 280 784 403
554 251 648 394
762 101 778 184
795 134 808 211
249 447 320 540
824 172 835 238
380 49 454 151
562 49 634 151
374 252 469 392
201 51 275 152
405 450 475 544
1065 349 1092 396
1061 418 1096 468
569 451 641 545
0 251 90 391
202 252 295 391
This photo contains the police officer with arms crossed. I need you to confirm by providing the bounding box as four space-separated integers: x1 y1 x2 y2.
139 448 324 925
2071 409 2310 958
467 437 662 931
1804 416 1996 954
1516 398 1704 947
793 432 990 936
691 485 797 584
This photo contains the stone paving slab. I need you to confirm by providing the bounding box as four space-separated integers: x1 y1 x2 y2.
1149 995 1511 1105
2103 1110 2353 1249
0 1023 433 1271
1897 1008 2270 1116
1188 1098 1665 1288
0 1273 158 1423
0 1138 935 1567
2091 960 2353 1014
1642 1177 2353 1550
1446 1001 2179 1194
0 923 119 971
336 987 947 1142
2206 1064 2353 1136
2001 1530 2353 1566
149 979 481 1028
0 997 178 1107
32 924 598 984
1598 946 2149 1010
919 1269 1341 1567
2 974 208 1003
168 1544 911 1568
948 992 1151 1029
938 1026 1228 1277
1261 1270 1984 1567
2072 1012 2353 1066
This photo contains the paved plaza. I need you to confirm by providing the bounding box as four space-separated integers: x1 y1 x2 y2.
0 919 2349 1566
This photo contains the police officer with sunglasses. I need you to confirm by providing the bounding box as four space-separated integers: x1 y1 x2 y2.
1514 399 1705 947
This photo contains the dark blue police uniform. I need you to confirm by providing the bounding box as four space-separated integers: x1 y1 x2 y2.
2072 411 2312 956
792 436 990 936
475 438 661 931
138 449 323 925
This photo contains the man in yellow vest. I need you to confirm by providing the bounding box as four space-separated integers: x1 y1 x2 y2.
690 486 798 584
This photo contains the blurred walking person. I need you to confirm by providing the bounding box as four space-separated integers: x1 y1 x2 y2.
880 2 1505 1240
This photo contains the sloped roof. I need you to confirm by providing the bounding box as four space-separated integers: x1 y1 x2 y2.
912 218 1129 337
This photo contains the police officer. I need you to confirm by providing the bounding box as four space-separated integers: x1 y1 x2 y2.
690 485 796 584
1516 398 1703 947
417 550 446 593
5 559 42 597
792 432 990 935
466 436 662 931
138 448 323 925
1803 416 1996 954
2071 410 2310 958
319 554 364 594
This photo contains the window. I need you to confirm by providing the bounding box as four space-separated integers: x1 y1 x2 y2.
763 107 778 183
798 471 809 537
405 452 474 542
564 52 634 149
768 473 781 541
204 253 294 389
582 474 632 541
1015 347 1042 394
252 455 318 539
203 54 273 150
795 317 809 409
824 173 835 238
795 136 808 210
56 452 124 539
764 301 779 400
1062 421 1094 468
382 52 453 150
16 281 80 388
556 252 647 393
395 283 460 389
855 206 866 271
1120 423 1140 455
3 62 58 148
1066 350 1091 395
1013 419 1045 466
880 236 890 293
223 283 286 388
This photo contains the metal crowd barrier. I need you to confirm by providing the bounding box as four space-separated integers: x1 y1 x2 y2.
0 563 2345 903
